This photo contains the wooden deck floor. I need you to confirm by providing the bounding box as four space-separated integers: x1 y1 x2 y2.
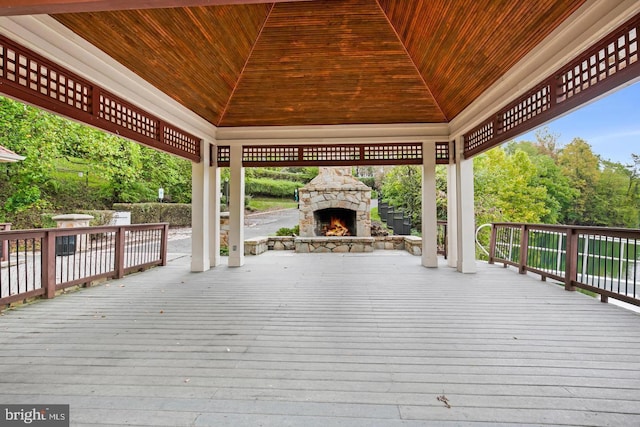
1 251 639 426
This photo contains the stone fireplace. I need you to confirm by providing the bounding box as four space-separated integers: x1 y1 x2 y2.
299 167 371 237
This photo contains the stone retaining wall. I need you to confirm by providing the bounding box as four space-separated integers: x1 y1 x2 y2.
295 237 375 253
244 235 422 256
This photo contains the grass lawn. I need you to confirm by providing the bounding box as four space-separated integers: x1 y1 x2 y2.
52 157 107 187
247 197 298 212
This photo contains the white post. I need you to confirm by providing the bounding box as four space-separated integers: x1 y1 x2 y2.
446 140 458 268
210 145 221 267
422 142 438 267
228 144 245 267
191 140 211 272
455 137 477 273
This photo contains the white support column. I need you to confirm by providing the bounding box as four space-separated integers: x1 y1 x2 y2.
455 137 477 273
209 145 221 267
191 140 211 272
228 144 245 267
421 142 438 267
446 140 458 268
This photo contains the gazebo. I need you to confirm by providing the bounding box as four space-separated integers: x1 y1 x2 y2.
0 0 638 273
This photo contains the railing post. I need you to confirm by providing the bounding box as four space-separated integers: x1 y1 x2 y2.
518 224 528 274
115 226 126 279
443 223 448 260
0 223 10 262
41 230 56 299
160 223 169 267
565 227 577 291
488 224 497 264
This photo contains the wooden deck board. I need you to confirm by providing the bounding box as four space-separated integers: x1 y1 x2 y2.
1 251 639 426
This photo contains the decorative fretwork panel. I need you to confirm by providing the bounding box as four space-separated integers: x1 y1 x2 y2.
0 35 201 162
0 39 91 113
500 85 551 133
245 146 300 163
464 120 494 154
464 13 640 157
558 26 637 103
216 145 230 166
99 93 157 139
302 145 360 163
362 143 422 162
163 124 200 157
215 142 451 167
435 142 450 163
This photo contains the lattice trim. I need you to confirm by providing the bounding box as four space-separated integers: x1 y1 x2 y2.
214 143 451 167
302 145 360 162
99 92 157 139
557 25 638 103
464 13 640 157
435 142 450 162
245 146 300 163
500 85 551 133
163 124 200 157
0 35 201 162
362 143 422 162
464 120 494 153
0 38 91 113
217 146 230 166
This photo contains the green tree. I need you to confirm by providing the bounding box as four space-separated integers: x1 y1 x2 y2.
592 159 640 228
381 165 423 229
0 98 59 216
140 148 192 203
505 139 576 224
474 148 549 225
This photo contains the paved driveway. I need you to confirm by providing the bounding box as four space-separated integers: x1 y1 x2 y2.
168 208 299 254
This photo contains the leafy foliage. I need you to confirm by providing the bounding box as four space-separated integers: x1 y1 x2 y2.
381 166 423 229
245 177 302 198
380 129 640 231
275 225 300 236
474 148 550 225
0 96 192 224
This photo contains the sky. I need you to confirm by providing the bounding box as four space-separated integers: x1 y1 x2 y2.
515 81 640 165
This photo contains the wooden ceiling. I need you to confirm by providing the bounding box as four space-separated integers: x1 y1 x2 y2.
50 0 586 127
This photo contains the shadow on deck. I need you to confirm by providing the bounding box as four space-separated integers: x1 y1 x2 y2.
1 251 639 426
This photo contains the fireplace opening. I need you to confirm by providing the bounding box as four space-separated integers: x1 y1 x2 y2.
314 208 356 237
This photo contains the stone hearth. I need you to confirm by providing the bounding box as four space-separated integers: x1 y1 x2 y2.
298 167 371 238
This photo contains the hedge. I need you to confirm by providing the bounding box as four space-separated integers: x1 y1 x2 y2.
245 178 302 198
113 203 191 227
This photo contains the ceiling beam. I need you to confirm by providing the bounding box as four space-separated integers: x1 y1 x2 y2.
0 0 310 16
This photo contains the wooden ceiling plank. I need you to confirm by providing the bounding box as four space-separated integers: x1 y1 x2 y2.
55 4 272 124
51 0 588 127
379 0 587 119
373 0 448 121
220 0 445 127
218 2 275 126
0 0 307 16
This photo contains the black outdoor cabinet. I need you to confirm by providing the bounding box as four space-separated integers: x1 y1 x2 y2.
393 211 405 235
55 235 76 256
379 201 388 222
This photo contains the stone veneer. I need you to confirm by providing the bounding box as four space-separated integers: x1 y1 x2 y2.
295 237 375 253
243 236 422 256
298 167 371 237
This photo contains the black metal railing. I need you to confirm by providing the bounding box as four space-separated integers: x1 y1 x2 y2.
490 223 640 307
